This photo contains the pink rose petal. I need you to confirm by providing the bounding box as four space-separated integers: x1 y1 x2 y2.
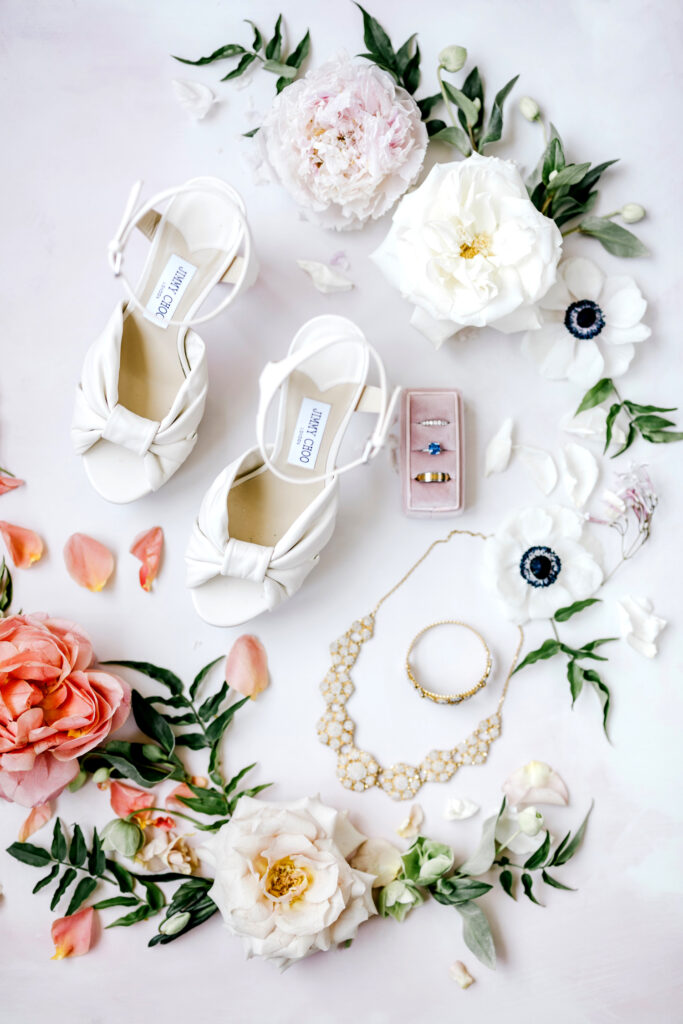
165 782 194 809
51 906 95 960
18 800 53 841
110 780 155 818
0 752 79 808
225 634 269 699
64 533 114 591
0 474 24 496
0 521 44 568
130 526 163 592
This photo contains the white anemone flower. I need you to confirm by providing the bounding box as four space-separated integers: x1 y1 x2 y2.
484 505 603 622
522 256 651 387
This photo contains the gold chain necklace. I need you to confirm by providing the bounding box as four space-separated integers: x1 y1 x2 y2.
317 529 524 801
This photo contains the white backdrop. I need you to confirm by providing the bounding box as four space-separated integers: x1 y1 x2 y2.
1 1 682 1022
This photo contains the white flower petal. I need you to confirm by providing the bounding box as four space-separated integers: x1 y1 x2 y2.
563 256 605 301
171 79 216 120
560 443 599 508
560 407 626 448
523 323 576 379
449 961 475 988
296 260 354 293
604 323 651 345
617 596 667 658
600 276 647 328
566 338 605 388
443 798 480 821
540 278 572 311
396 804 424 839
503 761 569 808
601 341 636 380
350 839 403 887
516 445 558 495
485 418 514 476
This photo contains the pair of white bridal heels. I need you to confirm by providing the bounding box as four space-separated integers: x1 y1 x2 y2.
72 179 397 627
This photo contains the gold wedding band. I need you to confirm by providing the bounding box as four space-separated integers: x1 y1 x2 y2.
415 471 451 483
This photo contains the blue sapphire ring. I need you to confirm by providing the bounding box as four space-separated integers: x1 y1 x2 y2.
418 441 445 455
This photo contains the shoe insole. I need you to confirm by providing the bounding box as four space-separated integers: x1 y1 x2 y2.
118 221 227 423
227 371 359 547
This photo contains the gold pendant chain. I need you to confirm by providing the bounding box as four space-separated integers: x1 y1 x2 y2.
317 529 524 801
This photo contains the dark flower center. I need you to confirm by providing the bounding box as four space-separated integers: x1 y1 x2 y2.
564 299 605 340
519 546 562 588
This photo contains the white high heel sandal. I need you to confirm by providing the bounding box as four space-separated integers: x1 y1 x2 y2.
71 177 255 503
185 315 399 627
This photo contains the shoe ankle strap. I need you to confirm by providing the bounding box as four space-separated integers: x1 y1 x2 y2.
256 330 399 486
107 178 252 328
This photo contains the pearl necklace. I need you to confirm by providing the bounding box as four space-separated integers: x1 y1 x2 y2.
317 530 524 801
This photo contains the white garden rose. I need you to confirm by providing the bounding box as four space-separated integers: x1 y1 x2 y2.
260 54 428 230
372 153 562 347
205 795 376 969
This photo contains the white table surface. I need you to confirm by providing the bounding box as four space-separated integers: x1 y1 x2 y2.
1 1 681 1021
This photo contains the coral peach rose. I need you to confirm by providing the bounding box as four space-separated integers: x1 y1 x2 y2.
0 614 130 807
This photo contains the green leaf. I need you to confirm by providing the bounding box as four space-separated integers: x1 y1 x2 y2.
576 159 618 194
459 805 503 876
431 876 493 905
286 29 311 69
604 402 623 452
174 732 208 750
0 558 13 614
32 864 60 892
104 660 184 696
584 670 611 735
402 41 420 94
512 639 562 674
178 788 229 816
106 858 135 893
92 895 140 910
68 825 87 867
262 59 297 78
65 876 98 916
612 421 638 457
132 690 175 755
458 66 484 131
198 681 229 722
149 897 218 945
190 656 222 700
567 660 584 705
172 43 246 67
479 74 519 147
429 125 471 156
554 598 601 623
521 872 543 906
633 414 677 431
542 137 565 184
552 802 593 866
541 869 575 891
106 904 153 929
139 878 165 911
524 831 551 870
455 902 496 969
205 696 250 745
443 81 480 127
88 828 106 877
220 52 257 82
624 401 677 415
224 762 256 797
417 93 441 119
51 819 67 861
264 13 283 61
546 162 592 191
580 637 618 652
579 216 649 258
67 768 88 793
641 429 683 444
395 33 416 75
355 4 396 70
50 867 77 910
243 127 260 138
7 842 51 868
244 19 263 51
499 869 515 900
575 377 614 415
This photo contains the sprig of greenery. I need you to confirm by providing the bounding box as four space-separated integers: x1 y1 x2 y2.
173 15 310 94
430 65 519 156
513 600 617 736
576 378 683 455
355 4 423 96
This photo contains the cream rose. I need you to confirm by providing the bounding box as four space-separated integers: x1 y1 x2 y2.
372 153 562 347
206 795 376 969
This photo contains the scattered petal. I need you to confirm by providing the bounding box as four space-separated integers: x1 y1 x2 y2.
18 801 53 841
484 418 513 476
449 960 475 988
297 260 354 293
225 635 269 698
171 79 216 120
0 474 24 496
329 250 351 271
443 798 480 821
51 906 95 960
396 804 424 839
0 521 44 568
63 533 114 591
503 761 569 809
617 596 667 658
165 783 194 809
561 443 599 508
561 407 627 448
110 780 155 819
515 446 558 495
350 838 403 887
130 526 163 592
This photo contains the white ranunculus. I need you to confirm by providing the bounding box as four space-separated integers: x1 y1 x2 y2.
205 796 376 969
484 505 603 623
260 54 428 231
521 256 651 387
372 153 562 347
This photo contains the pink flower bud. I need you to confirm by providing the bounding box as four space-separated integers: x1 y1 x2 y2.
225 635 269 699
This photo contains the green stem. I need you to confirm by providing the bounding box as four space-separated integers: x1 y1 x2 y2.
127 806 217 832
550 620 560 642
561 224 580 237
495 831 521 857
0 466 14 477
52 858 119 888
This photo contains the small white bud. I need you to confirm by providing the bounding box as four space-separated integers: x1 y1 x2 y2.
621 203 646 224
159 911 191 936
449 961 475 988
92 767 110 785
548 169 558 183
472 97 481 111
517 806 545 837
438 45 467 73
519 95 540 121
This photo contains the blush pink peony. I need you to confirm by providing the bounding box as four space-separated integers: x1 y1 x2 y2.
260 54 428 230
0 614 130 807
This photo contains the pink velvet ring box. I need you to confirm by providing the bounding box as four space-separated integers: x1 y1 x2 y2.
399 388 465 517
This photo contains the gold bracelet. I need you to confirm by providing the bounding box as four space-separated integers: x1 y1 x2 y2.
405 620 492 705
